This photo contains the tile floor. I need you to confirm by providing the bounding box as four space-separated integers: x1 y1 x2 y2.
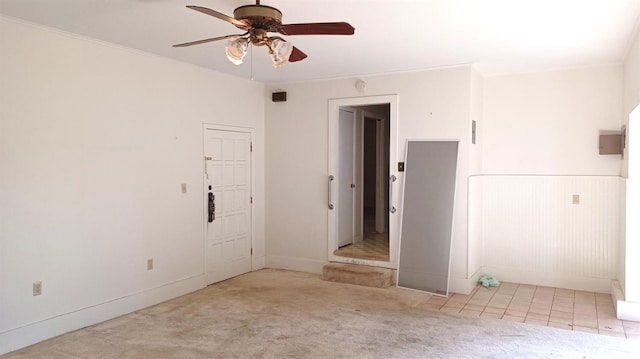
330 215 640 340
333 212 389 261
333 232 389 261
421 281 640 340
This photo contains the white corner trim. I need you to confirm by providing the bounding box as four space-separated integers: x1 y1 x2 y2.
612 280 640 321
0 275 205 356
449 274 481 295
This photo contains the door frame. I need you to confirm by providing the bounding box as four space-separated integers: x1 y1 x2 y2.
327 95 399 269
202 123 255 282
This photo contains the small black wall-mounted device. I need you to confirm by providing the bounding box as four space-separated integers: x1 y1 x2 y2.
272 92 287 102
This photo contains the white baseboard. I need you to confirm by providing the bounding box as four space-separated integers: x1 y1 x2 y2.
265 255 327 274
612 280 640 321
481 266 612 293
448 269 483 295
0 275 205 356
263 259 612 296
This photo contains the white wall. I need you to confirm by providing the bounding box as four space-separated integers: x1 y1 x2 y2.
0 17 265 354
467 67 484 279
615 104 640 321
265 67 477 292
265 64 625 294
483 65 623 176
623 106 640 300
618 22 640 315
482 176 620 292
481 65 624 292
624 23 640 120
618 23 640 295
622 21 640 289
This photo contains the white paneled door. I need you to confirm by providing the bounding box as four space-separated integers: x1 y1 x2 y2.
204 128 252 285
338 108 356 247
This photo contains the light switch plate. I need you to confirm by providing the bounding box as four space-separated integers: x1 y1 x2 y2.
33 281 42 296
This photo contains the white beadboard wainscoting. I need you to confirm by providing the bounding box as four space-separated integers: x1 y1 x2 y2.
476 175 620 293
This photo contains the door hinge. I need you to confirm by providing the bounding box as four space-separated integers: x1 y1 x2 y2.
251 248 253 255
250 142 253 152
251 196 253 204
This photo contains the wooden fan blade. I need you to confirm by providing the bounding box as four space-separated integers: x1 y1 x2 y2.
173 33 247 48
186 5 250 30
288 46 308 62
279 22 355 36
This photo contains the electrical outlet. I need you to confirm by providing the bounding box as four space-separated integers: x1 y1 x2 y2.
33 281 42 296
147 258 153 271
181 183 187 194
572 194 580 205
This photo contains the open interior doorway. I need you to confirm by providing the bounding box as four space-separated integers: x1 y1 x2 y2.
333 104 391 261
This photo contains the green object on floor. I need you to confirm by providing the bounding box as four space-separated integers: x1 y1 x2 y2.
479 275 500 287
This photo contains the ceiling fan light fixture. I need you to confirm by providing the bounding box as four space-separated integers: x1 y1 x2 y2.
268 38 293 68
225 38 249 65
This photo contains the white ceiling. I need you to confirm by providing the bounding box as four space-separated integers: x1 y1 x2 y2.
1 0 639 84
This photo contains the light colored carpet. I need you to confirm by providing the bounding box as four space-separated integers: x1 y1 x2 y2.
3 269 640 358
322 263 394 288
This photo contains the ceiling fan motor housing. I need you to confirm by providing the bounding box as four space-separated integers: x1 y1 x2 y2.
234 5 283 29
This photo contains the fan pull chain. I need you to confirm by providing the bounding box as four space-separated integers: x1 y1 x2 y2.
250 44 254 81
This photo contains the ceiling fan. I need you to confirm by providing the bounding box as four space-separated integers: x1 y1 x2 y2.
173 1 355 68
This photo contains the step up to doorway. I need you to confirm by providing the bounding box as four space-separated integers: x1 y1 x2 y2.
321 263 394 288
